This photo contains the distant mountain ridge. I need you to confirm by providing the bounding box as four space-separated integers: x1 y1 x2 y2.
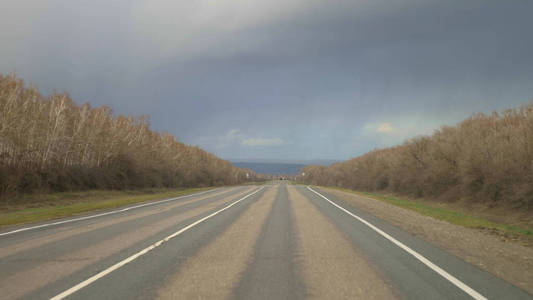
231 162 306 175
229 159 339 166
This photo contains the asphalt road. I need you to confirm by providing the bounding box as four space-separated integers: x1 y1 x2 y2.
0 182 531 299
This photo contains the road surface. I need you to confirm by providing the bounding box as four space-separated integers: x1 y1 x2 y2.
0 182 531 299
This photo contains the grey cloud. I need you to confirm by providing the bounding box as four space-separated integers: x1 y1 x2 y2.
1 0 532 161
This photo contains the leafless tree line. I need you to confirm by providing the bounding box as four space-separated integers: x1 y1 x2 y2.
0 74 261 197
299 101 533 209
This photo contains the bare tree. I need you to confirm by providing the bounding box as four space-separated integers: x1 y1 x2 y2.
0 74 263 198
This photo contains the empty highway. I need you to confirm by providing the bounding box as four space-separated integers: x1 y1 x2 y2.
0 182 531 299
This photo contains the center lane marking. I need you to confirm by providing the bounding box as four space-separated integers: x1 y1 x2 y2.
0 188 257 299
50 186 265 300
157 184 278 299
0 188 241 259
306 186 487 300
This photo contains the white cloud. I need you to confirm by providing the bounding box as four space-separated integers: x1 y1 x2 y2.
242 137 286 146
363 122 401 136
376 122 396 133
360 112 466 149
215 128 245 149
215 129 286 148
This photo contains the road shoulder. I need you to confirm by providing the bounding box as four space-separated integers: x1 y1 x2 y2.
318 186 533 295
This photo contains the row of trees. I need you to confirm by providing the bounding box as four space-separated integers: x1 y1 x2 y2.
0 74 262 197
299 101 533 209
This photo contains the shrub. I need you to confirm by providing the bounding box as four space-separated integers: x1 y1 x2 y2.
299 100 533 210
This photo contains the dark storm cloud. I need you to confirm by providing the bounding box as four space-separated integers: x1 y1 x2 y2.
1 0 532 160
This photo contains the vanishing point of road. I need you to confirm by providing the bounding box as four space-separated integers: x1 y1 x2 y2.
0 182 531 299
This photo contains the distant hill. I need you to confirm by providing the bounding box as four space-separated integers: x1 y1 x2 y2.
231 162 306 175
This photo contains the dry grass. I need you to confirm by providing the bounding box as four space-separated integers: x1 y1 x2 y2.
324 186 533 242
0 187 212 227
300 101 533 211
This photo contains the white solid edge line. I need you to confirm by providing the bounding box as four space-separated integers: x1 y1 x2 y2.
306 186 487 300
0 188 221 237
50 186 265 300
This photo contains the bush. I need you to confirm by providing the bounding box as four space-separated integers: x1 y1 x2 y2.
0 73 264 200
299 101 533 210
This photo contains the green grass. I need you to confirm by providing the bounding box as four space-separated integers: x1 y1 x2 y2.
240 180 270 186
321 186 533 237
0 187 213 228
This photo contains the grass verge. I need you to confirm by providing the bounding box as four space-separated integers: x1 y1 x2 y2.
318 186 533 239
0 187 213 228
240 180 270 186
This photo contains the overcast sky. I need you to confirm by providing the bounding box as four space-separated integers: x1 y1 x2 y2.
1 0 532 162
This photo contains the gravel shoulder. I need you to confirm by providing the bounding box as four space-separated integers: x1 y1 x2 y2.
319 187 533 295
